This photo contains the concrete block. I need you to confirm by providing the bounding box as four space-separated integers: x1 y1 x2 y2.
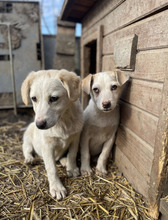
53 54 75 72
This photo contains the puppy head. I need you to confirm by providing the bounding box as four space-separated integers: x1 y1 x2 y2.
21 69 81 129
82 70 129 112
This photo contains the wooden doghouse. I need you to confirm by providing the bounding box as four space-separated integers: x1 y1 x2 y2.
61 0 168 219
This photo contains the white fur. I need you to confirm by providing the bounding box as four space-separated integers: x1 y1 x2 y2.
80 70 129 176
21 69 83 200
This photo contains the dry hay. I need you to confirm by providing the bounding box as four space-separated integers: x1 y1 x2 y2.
164 195 168 202
0 113 154 220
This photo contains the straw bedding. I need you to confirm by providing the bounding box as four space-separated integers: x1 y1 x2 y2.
0 111 154 220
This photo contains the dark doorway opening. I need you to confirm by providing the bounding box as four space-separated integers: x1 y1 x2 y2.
86 40 97 74
83 40 97 108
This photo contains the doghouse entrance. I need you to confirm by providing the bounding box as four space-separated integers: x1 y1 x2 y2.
86 40 97 74
83 40 97 108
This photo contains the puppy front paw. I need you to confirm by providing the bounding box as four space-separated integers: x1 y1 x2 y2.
96 167 107 177
24 155 35 165
67 167 80 177
81 166 93 176
50 185 67 200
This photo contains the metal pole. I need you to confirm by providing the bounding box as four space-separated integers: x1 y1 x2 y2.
7 24 17 115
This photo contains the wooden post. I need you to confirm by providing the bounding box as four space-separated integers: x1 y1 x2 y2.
96 25 103 72
7 24 17 115
148 67 168 219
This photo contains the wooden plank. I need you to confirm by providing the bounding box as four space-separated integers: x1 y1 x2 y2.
130 49 168 82
116 125 153 181
83 0 168 37
120 101 158 147
102 49 168 82
102 55 116 71
121 79 163 117
103 10 168 55
81 30 97 48
103 0 168 36
61 0 97 22
160 199 168 220
74 0 97 7
83 0 124 33
96 25 103 72
148 62 168 219
114 146 149 197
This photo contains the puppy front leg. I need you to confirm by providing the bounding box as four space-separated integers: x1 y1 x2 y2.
66 134 80 177
42 147 67 200
22 132 35 164
80 134 92 176
96 132 116 176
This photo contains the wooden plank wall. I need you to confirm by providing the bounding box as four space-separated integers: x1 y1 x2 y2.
81 0 168 201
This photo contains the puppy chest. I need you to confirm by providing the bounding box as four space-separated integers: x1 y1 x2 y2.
88 126 115 153
52 137 71 150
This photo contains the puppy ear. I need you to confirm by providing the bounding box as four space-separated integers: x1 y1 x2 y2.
115 69 129 86
59 71 81 102
82 74 93 94
21 71 36 105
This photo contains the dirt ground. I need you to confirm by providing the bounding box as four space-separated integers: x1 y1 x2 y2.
0 109 154 220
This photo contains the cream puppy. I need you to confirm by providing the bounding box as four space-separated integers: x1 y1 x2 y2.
21 69 83 200
80 70 129 176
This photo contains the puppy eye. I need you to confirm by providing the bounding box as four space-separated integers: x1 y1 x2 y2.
93 88 100 94
31 96 37 102
111 85 118 91
49 96 59 103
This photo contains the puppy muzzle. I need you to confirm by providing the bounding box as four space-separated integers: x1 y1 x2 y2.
102 101 111 109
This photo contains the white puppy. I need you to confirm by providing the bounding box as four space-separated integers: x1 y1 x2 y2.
80 70 129 176
21 69 83 200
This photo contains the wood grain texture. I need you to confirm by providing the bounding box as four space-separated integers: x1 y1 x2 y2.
96 25 103 72
79 0 168 214
83 0 124 34
130 49 168 82
148 65 168 218
120 101 158 147
83 0 168 37
103 11 168 54
102 49 168 82
114 146 149 197
102 55 116 71
116 125 153 181
121 79 163 117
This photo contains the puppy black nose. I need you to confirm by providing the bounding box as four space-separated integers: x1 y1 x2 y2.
102 101 111 109
36 120 47 129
